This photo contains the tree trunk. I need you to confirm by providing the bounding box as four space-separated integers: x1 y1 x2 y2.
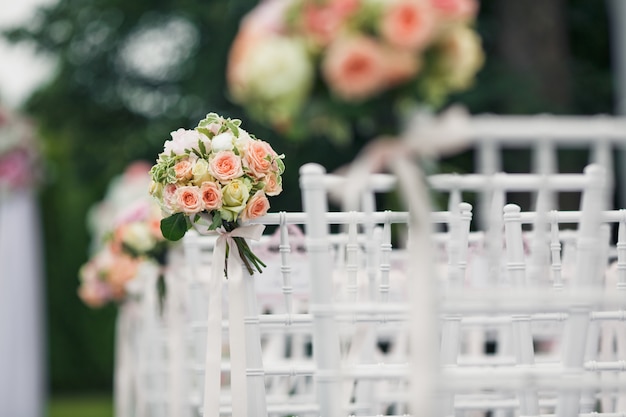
496 0 572 110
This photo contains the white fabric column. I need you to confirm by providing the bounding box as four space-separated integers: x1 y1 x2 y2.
0 188 45 417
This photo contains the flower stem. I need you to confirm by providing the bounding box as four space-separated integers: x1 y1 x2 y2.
221 220 266 276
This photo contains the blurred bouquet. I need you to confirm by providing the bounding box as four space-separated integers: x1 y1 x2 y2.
0 106 41 193
149 112 284 275
79 162 169 308
227 0 483 145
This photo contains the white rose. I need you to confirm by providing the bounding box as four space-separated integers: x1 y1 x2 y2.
233 36 313 125
234 129 253 152
242 37 312 100
122 223 156 253
439 25 484 91
211 131 235 152
163 128 211 156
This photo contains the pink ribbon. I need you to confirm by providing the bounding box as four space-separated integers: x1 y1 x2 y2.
203 223 265 417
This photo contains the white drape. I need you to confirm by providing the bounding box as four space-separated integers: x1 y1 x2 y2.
0 188 46 417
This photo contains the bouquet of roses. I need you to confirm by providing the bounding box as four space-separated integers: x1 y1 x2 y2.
0 105 41 192
227 0 483 144
78 246 143 308
149 112 284 275
78 207 168 308
79 162 169 308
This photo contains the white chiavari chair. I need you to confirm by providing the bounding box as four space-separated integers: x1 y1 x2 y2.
167 159 474 417
467 114 626 225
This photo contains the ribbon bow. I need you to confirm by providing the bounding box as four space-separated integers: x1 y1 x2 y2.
203 223 265 417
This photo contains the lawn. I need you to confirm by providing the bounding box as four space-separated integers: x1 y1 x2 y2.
48 395 113 417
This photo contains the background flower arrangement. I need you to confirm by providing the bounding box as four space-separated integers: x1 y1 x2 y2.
0 105 41 193
79 162 168 308
227 0 484 145
149 112 284 275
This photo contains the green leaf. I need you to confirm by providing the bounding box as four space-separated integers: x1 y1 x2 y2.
198 112 220 128
225 119 240 137
160 213 190 241
276 158 285 174
198 139 207 156
209 211 222 230
196 127 213 138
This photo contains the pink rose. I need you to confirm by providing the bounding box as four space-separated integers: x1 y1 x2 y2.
240 0 291 35
115 200 150 226
227 0 291 91
206 122 222 136
241 190 270 222
174 186 203 214
0 149 32 189
123 160 151 178
380 0 435 51
264 172 283 196
162 183 178 213
200 182 223 211
209 150 244 182
174 159 193 181
244 140 276 179
322 36 389 101
431 0 478 21
78 279 111 308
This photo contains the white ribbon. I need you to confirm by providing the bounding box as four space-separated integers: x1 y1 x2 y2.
202 223 265 417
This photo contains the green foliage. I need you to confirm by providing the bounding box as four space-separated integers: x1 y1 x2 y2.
160 212 190 241
48 395 113 417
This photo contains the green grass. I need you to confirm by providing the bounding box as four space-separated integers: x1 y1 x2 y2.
48 395 113 417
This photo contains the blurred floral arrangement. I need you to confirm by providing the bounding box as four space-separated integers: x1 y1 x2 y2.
0 106 41 193
227 0 484 145
79 162 169 308
149 112 284 275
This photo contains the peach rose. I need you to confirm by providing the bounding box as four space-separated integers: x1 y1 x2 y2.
380 0 435 51
322 36 389 101
302 0 360 46
107 254 140 299
200 182 223 211
264 172 283 196
148 216 162 238
110 225 127 254
174 159 193 181
431 0 478 21
174 186 203 214
209 150 243 182
384 48 421 85
78 279 111 308
241 190 270 222
244 140 276 178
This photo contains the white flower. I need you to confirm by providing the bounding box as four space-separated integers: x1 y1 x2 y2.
163 128 210 156
211 131 235 152
242 37 312 100
231 36 313 124
122 222 156 253
439 25 484 91
234 128 253 153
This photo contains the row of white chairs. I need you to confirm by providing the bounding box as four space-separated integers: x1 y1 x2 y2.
114 160 626 417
